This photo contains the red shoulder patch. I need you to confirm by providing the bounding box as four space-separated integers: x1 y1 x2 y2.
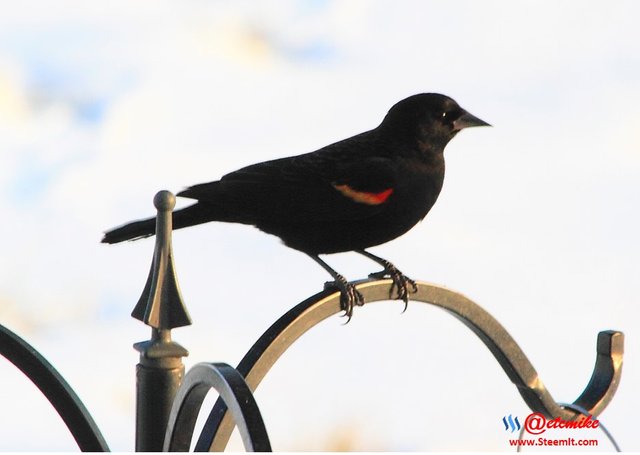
332 184 394 205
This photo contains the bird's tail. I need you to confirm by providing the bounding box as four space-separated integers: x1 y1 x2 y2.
101 203 213 244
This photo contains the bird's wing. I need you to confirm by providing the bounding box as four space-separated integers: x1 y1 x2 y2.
178 148 398 224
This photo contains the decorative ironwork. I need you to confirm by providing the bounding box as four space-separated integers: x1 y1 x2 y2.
132 190 192 451
132 190 191 329
0 189 625 451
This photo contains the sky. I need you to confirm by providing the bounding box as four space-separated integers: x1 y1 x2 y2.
0 0 639 451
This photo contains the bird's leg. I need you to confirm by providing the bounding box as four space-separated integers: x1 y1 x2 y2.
357 249 417 312
307 254 364 322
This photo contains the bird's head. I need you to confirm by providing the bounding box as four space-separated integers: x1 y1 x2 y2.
380 93 490 154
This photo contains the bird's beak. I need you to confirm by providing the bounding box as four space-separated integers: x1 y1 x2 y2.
453 110 491 131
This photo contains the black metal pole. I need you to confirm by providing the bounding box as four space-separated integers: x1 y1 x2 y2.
134 329 188 451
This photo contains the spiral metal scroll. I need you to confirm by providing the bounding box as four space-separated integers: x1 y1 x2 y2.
195 279 623 451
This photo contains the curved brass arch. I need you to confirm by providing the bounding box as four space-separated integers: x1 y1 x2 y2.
195 279 623 451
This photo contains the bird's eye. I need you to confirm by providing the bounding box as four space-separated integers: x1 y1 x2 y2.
441 111 448 119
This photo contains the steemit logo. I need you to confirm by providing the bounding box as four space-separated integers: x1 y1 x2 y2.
502 414 521 433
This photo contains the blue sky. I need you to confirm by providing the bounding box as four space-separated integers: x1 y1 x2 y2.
1 0 639 450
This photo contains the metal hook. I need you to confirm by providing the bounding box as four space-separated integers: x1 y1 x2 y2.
197 279 623 451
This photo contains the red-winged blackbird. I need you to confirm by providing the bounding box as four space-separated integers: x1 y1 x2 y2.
103 93 489 320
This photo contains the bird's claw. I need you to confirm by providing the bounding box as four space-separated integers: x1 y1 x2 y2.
324 275 364 323
369 265 417 312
